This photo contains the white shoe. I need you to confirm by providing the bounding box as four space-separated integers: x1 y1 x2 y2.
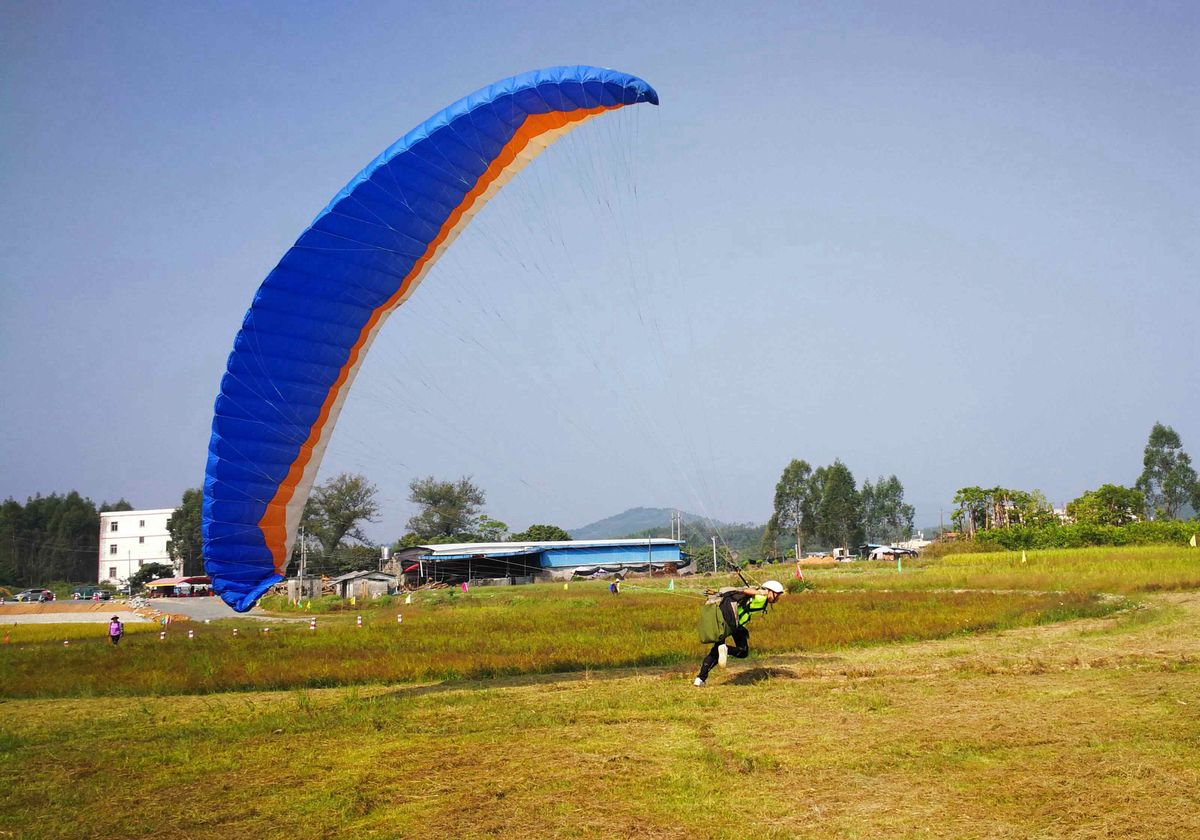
693 677 705 687
717 644 728 668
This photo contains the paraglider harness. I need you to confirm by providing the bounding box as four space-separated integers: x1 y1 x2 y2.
696 567 772 644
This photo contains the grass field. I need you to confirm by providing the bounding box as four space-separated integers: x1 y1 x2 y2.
797 545 1200 594
2 545 1199 838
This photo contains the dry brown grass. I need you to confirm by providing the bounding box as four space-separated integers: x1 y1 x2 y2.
2 592 1198 838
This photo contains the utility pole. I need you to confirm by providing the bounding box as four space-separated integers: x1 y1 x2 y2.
299 527 307 599
712 536 717 573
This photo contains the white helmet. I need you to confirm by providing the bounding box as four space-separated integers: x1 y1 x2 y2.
762 580 784 594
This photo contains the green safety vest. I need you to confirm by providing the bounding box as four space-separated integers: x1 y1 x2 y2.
698 592 770 643
736 594 769 626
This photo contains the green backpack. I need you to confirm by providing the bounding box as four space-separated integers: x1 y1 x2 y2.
696 588 739 643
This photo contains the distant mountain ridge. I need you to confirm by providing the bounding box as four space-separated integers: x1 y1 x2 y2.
569 507 724 540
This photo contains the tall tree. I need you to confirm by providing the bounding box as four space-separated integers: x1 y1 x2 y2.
952 486 987 536
1136 422 1198 520
862 475 915 543
768 459 818 557
0 498 23 584
301 473 381 557
510 524 571 542
814 460 863 550
1066 484 1144 526
475 516 509 542
166 488 204 576
1006 489 1057 528
405 476 486 541
759 512 782 559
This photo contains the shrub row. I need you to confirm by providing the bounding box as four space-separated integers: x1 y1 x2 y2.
969 520 1198 551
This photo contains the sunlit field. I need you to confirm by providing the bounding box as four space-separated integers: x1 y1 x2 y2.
0 620 160 645
3 545 1199 839
795 544 1200 594
0 585 1116 698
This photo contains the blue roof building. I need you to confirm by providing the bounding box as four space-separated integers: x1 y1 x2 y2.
396 538 687 583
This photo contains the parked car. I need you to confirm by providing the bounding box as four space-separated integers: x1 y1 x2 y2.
71 586 112 600
14 588 55 602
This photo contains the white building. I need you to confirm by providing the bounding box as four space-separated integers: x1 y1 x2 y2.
97 508 177 584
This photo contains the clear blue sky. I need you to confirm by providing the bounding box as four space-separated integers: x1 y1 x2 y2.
2 1 1196 541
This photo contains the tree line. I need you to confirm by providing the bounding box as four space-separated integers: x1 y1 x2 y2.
0 494 132 587
6 422 1195 586
953 422 1200 539
761 458 916 558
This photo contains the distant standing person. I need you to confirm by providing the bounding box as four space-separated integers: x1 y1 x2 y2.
609 575 623 595
108 615 124 646
694 580 785 686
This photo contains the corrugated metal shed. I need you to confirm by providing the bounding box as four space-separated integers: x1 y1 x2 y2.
403 539 686 582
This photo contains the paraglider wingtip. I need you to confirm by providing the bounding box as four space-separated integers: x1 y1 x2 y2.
219 574 284 613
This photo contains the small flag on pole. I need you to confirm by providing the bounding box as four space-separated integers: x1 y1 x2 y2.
668 579 675 591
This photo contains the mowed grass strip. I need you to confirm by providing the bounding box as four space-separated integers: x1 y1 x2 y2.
0 587 1120 698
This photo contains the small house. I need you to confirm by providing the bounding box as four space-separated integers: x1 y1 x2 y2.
331 570 395 600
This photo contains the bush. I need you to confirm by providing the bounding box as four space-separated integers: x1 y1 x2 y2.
259 594 347 613
921 539 992 558
961 520 1198 552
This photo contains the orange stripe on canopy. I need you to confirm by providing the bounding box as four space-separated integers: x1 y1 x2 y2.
256 105 616 572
